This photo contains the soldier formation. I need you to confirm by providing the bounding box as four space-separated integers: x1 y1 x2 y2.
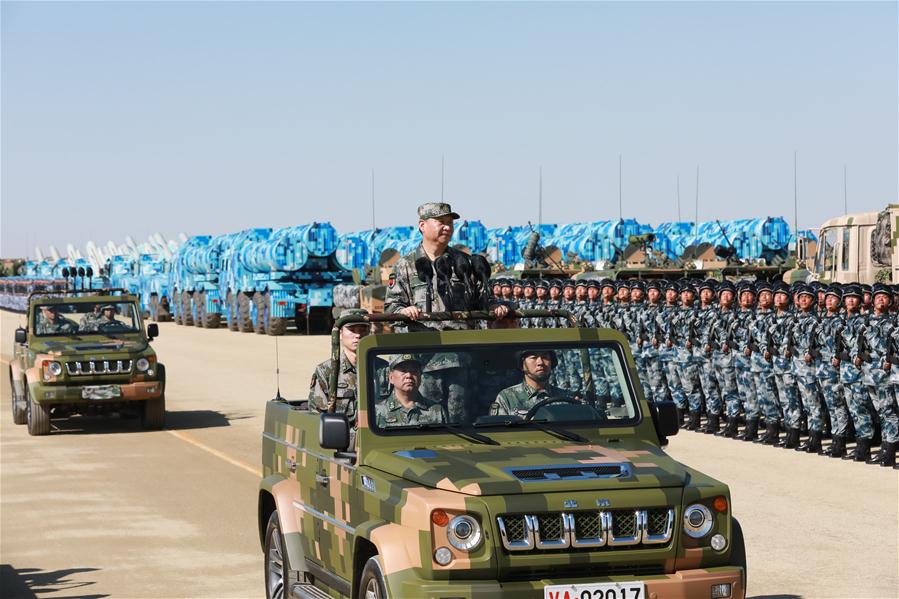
491 276 899 468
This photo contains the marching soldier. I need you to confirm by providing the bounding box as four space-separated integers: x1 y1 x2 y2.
791 285 825 453
731 283 760 441
858 284 898 467
695 280 722 433
838 284 877 462
711 281 741 438
770 283 802 449
816 284 851 457
749 281 783 445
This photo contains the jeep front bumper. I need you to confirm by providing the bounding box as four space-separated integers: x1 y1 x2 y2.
32 381 163 403
385 566 744 599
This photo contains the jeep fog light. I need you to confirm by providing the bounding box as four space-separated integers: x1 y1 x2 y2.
683 504 713 538
47 361 63 376
711 582 732 598
710 533 727 551
136 358 150 372
446 515 482 551
433 547 453 566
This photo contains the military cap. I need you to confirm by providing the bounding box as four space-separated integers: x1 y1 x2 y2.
586 279 600 289
521 279 535 288
824 283 843 299
663 280 679 292
516 348 558 368
574 279 587 287
810 281 824 292
772 282 790 296
100 304 116 310
600 278 616 290
698 279 717 293
860 283 872 294
796 284 816 299
717 280 736 294
512 280 523 288
842 284 863 299
755 280 773 294
737 281 756 294
417 202 460 220
549 279 563 290
678 280 695 293
500 279 513 288
535 280 549 289
389 353 422 370
872 283 892 299
629 280 646 291
562 279 576 289
646 280 662 291
615 280 630 291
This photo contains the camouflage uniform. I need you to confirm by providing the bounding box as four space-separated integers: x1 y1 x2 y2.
375 392 446 428
36 313 78 335
657 301 683 409
670 304 702 414
490 381 575 417
839 311 876 441
418 352 472 423
791 309 825 434
770 309 802 431
694 303 722 416
815 309 850 438
859 311 898 444
78 311 104 332
748 306 781 424
309 351 359 417
638 300 665 403
709 307 740 422
730 308 759 420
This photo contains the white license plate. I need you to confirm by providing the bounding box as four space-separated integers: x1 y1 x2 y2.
544 582 645 599
81 385 122 400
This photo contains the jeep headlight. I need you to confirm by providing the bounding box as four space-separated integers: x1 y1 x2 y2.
683 504 713 538
136 358 150 372
46 361 63 377
446 515 482 551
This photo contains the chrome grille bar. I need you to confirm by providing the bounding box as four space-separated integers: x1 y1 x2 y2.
65 360 133 376
497 508 675 552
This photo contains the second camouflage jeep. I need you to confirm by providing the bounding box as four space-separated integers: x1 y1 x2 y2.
9 289 166 435
259 311 746 599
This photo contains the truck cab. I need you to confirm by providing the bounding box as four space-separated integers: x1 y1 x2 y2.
259 312 746 599
9 289 165 435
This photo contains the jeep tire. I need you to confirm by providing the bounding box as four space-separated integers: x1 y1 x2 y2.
731 517 747 596
141 364 166 430
25 386 50 436
9 366 26 425
358 556 387 599
264 510 289 599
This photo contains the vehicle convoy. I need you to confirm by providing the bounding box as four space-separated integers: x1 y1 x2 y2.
8 288 166 435
259 311 746 599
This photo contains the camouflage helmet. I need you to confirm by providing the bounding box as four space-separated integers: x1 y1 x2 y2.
417 202 460 220
339 308 369 319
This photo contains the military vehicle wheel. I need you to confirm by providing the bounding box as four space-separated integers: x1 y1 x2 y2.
264 510 290 599
9 367 26 425
226 292 239 331
731 517 747 595
25 386 50 436
268 318 288 336
205 313 222 329
195 292 207 327
182 291 194 326
358 556 387 599
150 295 159 321
238 293 255 333
141 364 166 430
253 292 269 335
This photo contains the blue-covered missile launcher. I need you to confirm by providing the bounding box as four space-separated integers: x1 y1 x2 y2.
170 235 228 328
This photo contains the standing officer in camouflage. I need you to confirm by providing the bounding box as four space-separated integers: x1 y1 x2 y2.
670 281 702 429
748 281 782 445
858 284 898 467
790 286 826 453
640 280 666 403
694 280 722 433
658 281 683 419
710 281 741 437
769 283 802 449
376 355 446 427
838 284 876 462
732 283 760 440
816 284 851 457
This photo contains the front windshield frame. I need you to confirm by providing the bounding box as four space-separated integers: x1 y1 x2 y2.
32 301 143 337
364 339 643 436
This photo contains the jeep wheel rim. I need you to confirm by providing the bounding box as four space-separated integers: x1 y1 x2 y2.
267 526 284 599
365 578 382 599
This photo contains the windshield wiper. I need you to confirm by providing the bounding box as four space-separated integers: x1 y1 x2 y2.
479 418 589 444
390 422 499 445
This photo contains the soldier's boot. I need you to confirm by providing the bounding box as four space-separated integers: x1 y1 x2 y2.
796 430 822 453
737 418 759 442
867 442 897 467
686 411 701 431
715 417 737 438
755 421 779 445
702 413 720 434
778 427 800 449
821 435 846 458
843 437 872 462
676 407 687 429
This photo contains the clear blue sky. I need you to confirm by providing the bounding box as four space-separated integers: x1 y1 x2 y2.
2 1 896 259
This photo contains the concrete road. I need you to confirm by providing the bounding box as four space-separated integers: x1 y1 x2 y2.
2 311 897 599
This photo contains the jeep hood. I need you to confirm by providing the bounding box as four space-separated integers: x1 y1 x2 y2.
364 439 688 495
30 338 149 356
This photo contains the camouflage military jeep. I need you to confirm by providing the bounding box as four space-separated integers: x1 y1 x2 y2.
259 311 746 599
9 289 165 435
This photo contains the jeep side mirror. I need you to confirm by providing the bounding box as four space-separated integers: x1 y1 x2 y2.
147 323 159 340
320 413 350 451
14 328 26 344
653 400 680 441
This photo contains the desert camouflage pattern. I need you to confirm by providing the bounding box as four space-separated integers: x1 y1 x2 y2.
260 324 744 598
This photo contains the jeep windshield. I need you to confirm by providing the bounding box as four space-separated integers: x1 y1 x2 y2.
33 301 141 337
367 342 640 434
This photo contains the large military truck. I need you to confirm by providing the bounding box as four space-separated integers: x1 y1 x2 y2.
9 289 165 435
259 311 746 599
810 204 899 284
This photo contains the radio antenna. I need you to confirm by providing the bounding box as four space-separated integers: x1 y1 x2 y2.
273 337 283 401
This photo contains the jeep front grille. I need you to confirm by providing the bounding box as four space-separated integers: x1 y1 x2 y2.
65 360 133 376
496 508 675 552
509 463 631 482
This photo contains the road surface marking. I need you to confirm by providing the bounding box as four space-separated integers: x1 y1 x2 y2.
167 429 262 477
